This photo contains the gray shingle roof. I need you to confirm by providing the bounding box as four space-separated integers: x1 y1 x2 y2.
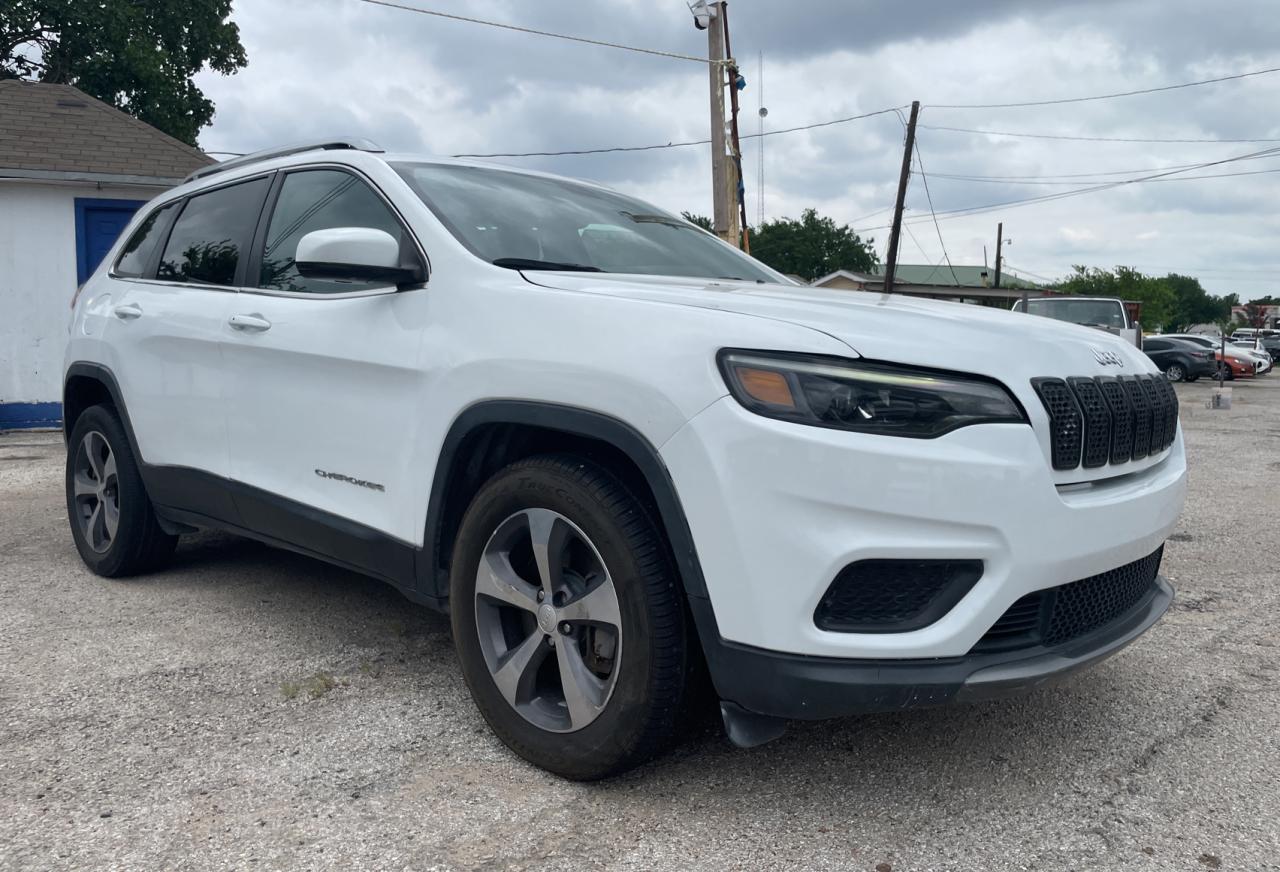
0 81 214 182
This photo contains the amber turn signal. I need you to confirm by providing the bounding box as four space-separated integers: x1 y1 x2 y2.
733 366 797 408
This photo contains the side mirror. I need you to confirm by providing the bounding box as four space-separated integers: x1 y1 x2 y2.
295 227 426 287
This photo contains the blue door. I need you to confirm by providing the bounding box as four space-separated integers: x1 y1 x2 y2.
74 198 146 284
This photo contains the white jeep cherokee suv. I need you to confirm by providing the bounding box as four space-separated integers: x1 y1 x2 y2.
64 139 1186 779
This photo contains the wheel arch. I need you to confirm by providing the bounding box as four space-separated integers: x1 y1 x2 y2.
421 401 710 606
62 363 144 460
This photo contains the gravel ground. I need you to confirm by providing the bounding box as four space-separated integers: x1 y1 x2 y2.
1 378 1278 871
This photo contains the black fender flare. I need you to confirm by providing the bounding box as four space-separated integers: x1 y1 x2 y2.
419 400 711 603
63 362 144 460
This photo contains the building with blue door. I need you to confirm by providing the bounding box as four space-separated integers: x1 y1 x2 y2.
0 81 213 428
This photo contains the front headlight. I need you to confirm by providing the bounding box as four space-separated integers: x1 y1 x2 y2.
718 350 1027 438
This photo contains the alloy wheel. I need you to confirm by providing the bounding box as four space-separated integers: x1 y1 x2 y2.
1166 364 1184 382
72 431 119 554
473 508 622 733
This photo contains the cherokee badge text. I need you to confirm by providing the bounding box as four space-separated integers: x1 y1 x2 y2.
314 469 385 492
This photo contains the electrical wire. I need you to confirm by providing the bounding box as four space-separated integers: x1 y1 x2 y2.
854 144 1280 232
918 123 1280 144
928 65 1280 109
912 141 961 286
931 167 1280 186
927 152 1280 181
450 105 906 158
358 0 715 64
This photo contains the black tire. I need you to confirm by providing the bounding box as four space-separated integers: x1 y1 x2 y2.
1218 361 1234 381
66 404 177 577
1186 375 1199 383
449 454 688 780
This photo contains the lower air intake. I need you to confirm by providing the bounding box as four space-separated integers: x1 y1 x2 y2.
815 559 984 633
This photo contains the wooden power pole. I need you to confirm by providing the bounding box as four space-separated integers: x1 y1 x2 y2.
706 2 732 244
994 222 1004 289
882 100 920 296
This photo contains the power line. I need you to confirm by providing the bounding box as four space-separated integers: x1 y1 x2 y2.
451 105 905 158
358 0 714 65
932 167 1280 186
912 141 961 286
928 64 1280 110
918 123 1280 145
853 144 1280 232
927 152 1280 182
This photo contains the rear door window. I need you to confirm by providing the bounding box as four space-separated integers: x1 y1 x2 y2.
157 176 271 286
114 203 177 278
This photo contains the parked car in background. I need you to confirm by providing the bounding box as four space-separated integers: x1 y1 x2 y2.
1163 334 1260 380
1012 296 1142 347
1142 337 1216 382
1230 340 1273 373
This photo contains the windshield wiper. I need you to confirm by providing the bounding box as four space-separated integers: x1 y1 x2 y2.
493 257 602 272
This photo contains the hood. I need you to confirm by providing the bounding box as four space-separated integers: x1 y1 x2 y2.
523 272 1156 384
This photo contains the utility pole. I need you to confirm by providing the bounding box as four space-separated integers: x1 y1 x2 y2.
721 3 748 250
882 100 920 297
994 222 1004 289
705 2 732 244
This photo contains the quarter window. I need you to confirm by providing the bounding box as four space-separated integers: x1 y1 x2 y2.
259 169 408 294
114 203 176 278
157 176 270 286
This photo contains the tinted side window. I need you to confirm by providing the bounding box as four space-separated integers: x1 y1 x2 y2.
1144 339 1168 351
259 169 406 294
114 203 176 277
158 177 270 286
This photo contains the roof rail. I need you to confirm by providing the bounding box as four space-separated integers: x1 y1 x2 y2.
185 138 385 183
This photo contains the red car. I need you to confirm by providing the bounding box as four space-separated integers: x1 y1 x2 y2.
1216 351 1256 380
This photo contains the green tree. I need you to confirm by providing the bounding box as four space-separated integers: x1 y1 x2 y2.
1161 273 1231 333
680 212 713 231
1 0 246 145
1058 265 1175 329
750 208 877 281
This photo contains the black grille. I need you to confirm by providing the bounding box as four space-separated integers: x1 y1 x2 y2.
1096 377 1134 464
1034 373 1175 471
814 560 984 633
1068 377 1111 468
1031 378 1082 470
1156 377 1179 449
972 591 1046 652
1122 376 1153 458
973 547 1163 652
1140 377 1167 458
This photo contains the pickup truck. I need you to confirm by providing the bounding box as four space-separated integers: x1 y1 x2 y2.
1012 296 1142 347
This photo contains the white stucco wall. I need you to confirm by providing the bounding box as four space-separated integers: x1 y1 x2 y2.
0 181 159 407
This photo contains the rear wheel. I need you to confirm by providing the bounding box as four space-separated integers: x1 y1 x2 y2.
1165 363 1186 382
450 454 689 780
66 405 177 576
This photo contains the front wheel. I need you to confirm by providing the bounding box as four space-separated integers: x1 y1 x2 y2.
449 454 689 780
1165 363 1186 382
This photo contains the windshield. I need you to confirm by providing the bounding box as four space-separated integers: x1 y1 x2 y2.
393 162 782 283
1020 298 1126 329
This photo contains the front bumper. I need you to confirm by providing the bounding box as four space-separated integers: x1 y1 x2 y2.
661 395 1186 659
700 575 1172 722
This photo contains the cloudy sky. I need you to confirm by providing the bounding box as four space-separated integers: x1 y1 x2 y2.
195 0 1280 296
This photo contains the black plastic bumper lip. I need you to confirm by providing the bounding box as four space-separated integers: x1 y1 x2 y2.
695 576 1174 726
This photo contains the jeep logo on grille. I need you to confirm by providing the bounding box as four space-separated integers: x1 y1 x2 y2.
1092 347 1125 367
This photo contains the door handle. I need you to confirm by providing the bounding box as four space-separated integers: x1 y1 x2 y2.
228 313 272 332
112 303 143 320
